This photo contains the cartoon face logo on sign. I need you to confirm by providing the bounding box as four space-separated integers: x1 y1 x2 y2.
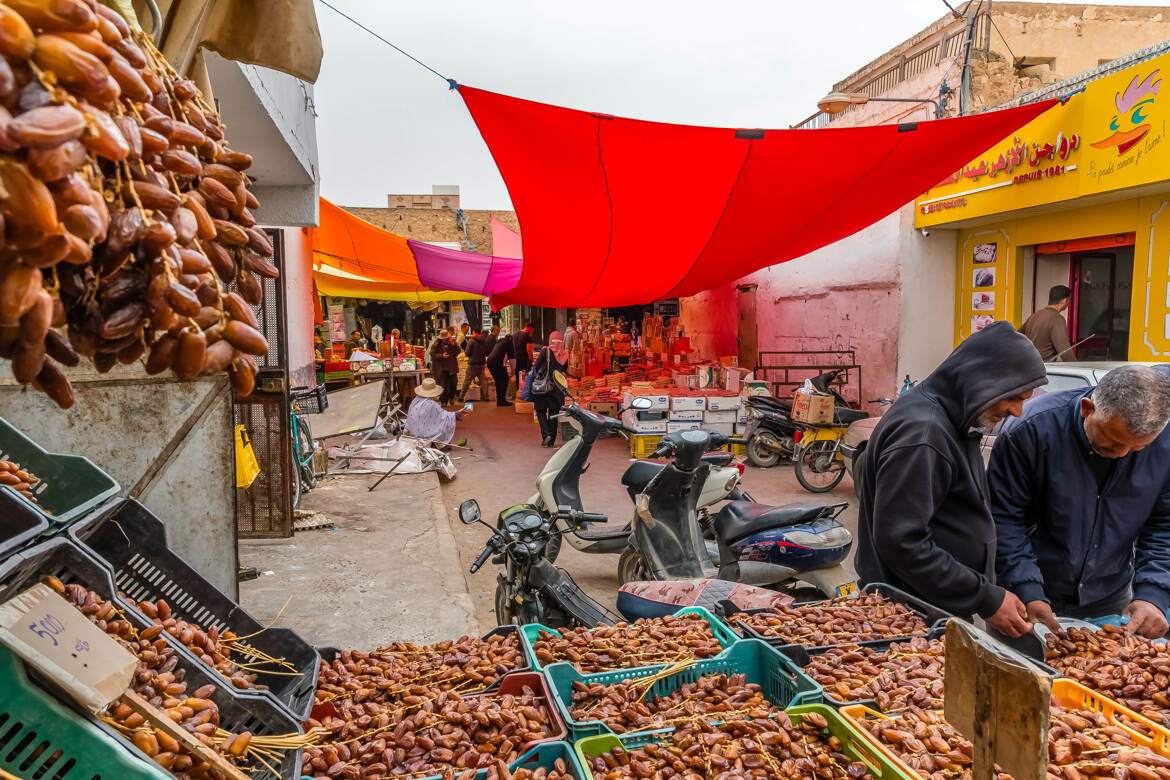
1092 70 1161 156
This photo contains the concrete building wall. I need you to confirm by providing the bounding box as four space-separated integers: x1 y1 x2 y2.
341 206 519 254
895 207 958 386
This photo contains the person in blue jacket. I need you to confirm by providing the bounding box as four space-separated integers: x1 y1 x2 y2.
989 364 1170 649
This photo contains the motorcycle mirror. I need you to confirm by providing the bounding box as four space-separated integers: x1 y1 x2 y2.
630 396 653 410
458 499 482 525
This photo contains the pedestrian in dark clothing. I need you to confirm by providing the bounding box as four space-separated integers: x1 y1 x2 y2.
1020 285 1073 361
459 331 491 402
487 334 515 407
990 365 1170 650
429 331 459 405
532 332 569 447
854 321 1047 633
484 325 499 353
514 322 535 374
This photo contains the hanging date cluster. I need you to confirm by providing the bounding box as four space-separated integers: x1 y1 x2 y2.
0 0 274 409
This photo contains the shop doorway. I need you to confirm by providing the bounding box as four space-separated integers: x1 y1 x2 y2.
737 285 758 370
1070 248 1133 361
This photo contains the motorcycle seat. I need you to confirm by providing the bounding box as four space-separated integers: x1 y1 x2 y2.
621 453 734 493
833 408 869 424
713 500 831 544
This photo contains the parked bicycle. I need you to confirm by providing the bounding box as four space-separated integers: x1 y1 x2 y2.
290 385 327 508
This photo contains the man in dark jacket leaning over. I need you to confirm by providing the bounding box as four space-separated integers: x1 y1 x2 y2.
989 365 1170 644
855 321 1047 635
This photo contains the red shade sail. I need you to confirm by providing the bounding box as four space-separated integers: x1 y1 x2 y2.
458 85 1059 308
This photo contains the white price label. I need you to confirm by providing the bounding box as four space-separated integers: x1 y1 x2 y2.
0 583 137 710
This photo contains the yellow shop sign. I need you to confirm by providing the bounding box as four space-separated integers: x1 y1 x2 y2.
916 53 1169 227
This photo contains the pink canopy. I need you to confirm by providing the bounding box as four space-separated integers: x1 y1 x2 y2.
409 239 522 296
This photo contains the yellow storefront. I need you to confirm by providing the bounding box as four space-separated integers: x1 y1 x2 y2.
917 50 1170 361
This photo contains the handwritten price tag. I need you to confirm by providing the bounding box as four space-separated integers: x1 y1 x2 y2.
0 583 137 710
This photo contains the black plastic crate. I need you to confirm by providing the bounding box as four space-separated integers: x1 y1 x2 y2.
0 493 46 560
0 538 302 780
291 384 328 414
721 582 952 656
317 624 531 693
68 498 320 721
0 415 119 531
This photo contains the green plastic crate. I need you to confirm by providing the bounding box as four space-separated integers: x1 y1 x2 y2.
547 638 822 741
0 416 119 529
0 643 169 780
574 704 914 780
520 606 740 673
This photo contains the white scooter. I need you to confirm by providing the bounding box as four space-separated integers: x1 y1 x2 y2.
531 396 748 562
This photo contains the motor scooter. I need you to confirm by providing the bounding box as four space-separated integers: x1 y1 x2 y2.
744 368 864 469
616 427 856 598
532 386 746 562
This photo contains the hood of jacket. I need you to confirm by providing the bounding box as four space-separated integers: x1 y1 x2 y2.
918 321 1047 430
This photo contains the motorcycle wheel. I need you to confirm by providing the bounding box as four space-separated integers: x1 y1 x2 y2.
746 431 784 468
794 441 847 493
494 582 516 625
617 546 654 586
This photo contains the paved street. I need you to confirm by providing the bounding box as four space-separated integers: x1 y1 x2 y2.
439 401 860 630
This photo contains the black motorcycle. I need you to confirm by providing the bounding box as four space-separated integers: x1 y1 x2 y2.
460 499 622 628
744 368 865 468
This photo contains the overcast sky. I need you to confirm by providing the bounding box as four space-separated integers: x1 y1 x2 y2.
313 0 1170 211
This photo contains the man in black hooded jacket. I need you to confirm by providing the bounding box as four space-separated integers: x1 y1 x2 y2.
854 321 1047 636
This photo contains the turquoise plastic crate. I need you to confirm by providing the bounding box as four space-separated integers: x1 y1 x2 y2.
417 741 588 780
574 704 914 780
520 606 739 673
547 638 822 741
0 416 119 529
0 643 170 780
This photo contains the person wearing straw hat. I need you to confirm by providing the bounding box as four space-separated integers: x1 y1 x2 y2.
405 377 464 445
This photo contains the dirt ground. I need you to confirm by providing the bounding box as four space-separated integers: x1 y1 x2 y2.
438 401 859 630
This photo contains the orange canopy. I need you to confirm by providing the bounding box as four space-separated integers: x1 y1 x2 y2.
311 198 481 301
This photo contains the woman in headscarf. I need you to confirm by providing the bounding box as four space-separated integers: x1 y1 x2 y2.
531 331 570 447
405 377 459 444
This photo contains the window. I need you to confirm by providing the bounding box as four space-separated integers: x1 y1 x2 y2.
1044 372 1092 392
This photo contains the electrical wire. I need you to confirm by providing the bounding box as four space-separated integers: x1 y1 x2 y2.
988 13 1020 63
316 0 456 87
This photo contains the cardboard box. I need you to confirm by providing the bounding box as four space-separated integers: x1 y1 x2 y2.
673 374 698 389
588 401 619 417
622 409 668 433
792 391 834 424
743 381 771 397
669 409 704 421
671 396 706 411
704 409 737 424
667 421 701 433
706 395 743 411
704 422 735 437
623 391 669 411
696 365 718 388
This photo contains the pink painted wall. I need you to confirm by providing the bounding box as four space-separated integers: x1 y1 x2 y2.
680 211 907 408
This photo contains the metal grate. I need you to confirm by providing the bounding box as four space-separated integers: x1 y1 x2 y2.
233 393 292 538
231 228 293 538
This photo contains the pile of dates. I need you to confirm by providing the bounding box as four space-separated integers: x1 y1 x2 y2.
804 636 945 711
569 672 781 734
1045 626 1170 728
858 700 1170 780
302 683 557 780
0 0 273 409
737 592 929 647
584 710 873 780
0 458 41 505
532 613 723 673
45 576 257 777
315 632 525 706
135 596 264 691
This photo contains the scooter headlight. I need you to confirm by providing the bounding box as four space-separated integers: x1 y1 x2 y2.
782 527 852 548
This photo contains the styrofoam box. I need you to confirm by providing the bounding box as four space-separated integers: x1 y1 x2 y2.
623 392 669 411
704 409 737 424
737 413 748 425
621 409 668 433
666 421 701 433
669 409 704 421
706 395 744 411
671 396 707 410
705 422 735 437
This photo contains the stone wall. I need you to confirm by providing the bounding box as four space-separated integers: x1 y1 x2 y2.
340 206 519 254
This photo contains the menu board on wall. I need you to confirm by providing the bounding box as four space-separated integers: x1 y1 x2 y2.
973 243 997 264
328 303 346 343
